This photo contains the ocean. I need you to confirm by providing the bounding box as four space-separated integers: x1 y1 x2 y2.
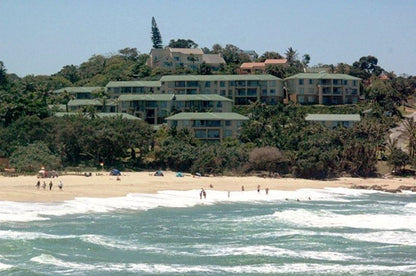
1 187 416 275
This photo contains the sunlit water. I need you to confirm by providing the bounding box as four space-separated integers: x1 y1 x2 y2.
1 187 416 275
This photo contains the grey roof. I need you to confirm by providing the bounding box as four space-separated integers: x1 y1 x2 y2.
285 73 361 81
53 87 103 94
160 74 281 82
105 81 161 88
68 99 102 106
54 112 141 120
68 99 117 106
166 112 249 121
305 114 361 122
202 54 225 64
118 94 233 102
169 48 204 55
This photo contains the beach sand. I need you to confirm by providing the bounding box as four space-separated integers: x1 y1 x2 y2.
1 171 416 202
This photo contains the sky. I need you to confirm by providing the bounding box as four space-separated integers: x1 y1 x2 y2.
1 0 415 77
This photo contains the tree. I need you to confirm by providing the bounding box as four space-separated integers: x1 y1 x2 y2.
249 146 284 176
387 148 410 173
9 141 61 172
0 61 8 89
400 117 416 159
351 55 383 81
302 54 311 67
168 39 198 48
151 17 163 48
257 51 284 62
285 47 298 64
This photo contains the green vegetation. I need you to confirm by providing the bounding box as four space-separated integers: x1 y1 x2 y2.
1 38 416 177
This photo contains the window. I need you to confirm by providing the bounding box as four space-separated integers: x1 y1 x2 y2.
309 79 313 85
220 81 226 87
220 90 226 96
247 88 257 96
224 130 232 137
308 88 315 94
225 120 231 126
353 80 357 86
299 88 304 95
205 81 211 87
195 129 206 138
174 56 180 61
298 96 305 103
270 89 275 95
269 81 276 87
299 79 304 85
207 129 220 138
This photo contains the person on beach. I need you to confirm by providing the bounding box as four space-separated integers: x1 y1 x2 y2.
242 185 245 191
58 181 63 190
42 181 46 190
36 180 40 190
200 188 206 199
265 188 269 195
49 181 53 190
257 185 260 193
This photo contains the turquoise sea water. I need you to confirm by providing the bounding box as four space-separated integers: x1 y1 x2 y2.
1 187 416 275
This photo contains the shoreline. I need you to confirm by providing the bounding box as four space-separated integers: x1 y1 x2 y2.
1 171 416 203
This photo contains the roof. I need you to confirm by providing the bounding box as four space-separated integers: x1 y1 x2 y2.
265 59 288 65
305 114 361 122
105 81 161 88
285 73 361 81
118 94 233 102
68 99 117 106
166 112 249 121
240 62 266 69
202 54 225 64
68 99 102 106
160 74 281 82
54 87 103 93
54 112 141 120
169 48 204 55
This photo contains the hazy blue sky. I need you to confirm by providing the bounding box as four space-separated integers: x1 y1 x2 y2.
1 0 415 77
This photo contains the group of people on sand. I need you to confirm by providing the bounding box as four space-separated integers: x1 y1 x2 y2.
36 180 63 191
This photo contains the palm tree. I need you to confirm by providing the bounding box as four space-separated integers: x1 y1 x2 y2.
285 47 298 64
400 117 416 158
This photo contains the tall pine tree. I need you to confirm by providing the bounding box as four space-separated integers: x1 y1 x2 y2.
151 17 163 49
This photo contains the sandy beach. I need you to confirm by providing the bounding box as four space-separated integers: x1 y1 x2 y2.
1 171 416 203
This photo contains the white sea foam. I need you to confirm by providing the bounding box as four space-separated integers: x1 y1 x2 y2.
30 253 416 274
0 262 13 271
198 244 359 261
272 209 416 231
0 187 405 222
339 231 416 246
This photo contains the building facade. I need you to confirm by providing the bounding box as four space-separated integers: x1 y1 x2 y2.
118 94 233 125
159 74 283 105
166 112 249 142
305 114 361 128
239 59 288 74
284 73 361 105
146 47 225 70
105 81 161 98
53 87 103 99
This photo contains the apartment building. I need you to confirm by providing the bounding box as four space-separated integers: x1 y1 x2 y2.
66 99 117 113
166 112 249 142
53 87 102 99
305 114 361 128
118 94 233 125
284 73 361 105
159 74 283 105
105 81 161 98
146 47 225 70
239 59 288 74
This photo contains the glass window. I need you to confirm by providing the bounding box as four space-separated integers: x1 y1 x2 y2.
207 129 220 138
224 130 232 137
205 81 211 87
220 81 225 87
195 129 206 138
225 120 231 126
309 79 313 85
299 79 304 85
